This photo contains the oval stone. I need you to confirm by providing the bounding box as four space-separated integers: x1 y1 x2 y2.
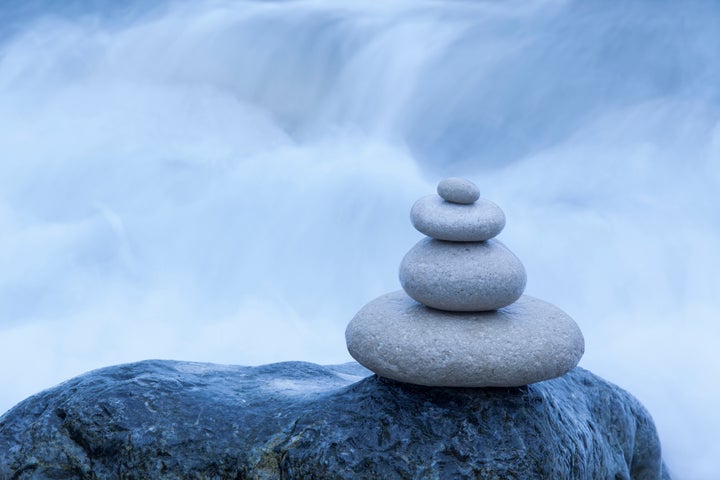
437 177 480 204
410 195 505 241
399 238 526 311
345 291 585 387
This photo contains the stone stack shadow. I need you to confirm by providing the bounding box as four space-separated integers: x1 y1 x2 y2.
346 178 585 387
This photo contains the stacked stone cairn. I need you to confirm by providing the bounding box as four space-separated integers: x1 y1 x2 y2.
346 178 585 387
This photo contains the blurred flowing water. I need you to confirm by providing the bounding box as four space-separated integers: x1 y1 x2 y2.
1 0 719 476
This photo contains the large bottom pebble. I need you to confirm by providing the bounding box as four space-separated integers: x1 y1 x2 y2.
346 291 584 387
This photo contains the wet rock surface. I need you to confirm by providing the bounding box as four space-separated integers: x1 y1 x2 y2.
0 360 669 479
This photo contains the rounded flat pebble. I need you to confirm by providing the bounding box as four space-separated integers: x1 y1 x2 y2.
437 177 480 204
410 195 505 241
399 238 526 311
345 290 585 387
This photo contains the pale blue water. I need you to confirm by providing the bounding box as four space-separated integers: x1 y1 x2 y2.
1 1 718 476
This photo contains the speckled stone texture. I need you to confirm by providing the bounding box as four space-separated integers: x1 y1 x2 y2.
436 177 481 204
410 194 506 242
399 237 526 311
0 360 670 480
346 290 584 387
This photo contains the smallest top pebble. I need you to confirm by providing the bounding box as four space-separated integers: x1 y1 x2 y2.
437 178 480 204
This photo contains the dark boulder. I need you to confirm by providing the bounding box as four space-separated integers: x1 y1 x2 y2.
0 360 669 479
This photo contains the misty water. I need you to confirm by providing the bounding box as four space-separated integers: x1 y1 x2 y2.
1 0 719 477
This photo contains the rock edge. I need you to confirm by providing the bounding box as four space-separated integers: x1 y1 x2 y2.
0 359 670 479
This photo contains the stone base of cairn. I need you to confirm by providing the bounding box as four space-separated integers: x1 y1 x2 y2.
346 178 585 387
